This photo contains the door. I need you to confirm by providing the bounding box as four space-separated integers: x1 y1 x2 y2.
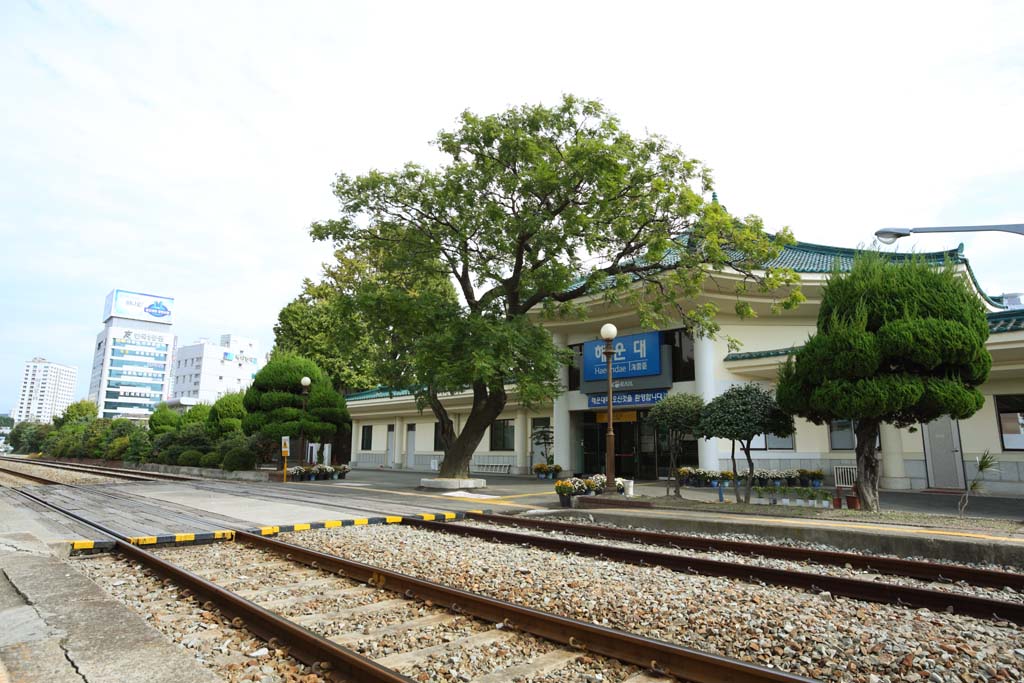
923 416 966 489
386 424 395 467
530 417 551 465
406 424 416 466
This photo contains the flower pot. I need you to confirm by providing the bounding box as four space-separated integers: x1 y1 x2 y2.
547 472 554 479
773 480 782 487
710 480 719 488
832 496 842 509
536 473 545 479
820 500 831 509
846 496 861 510
338 472 347 479
793 499 803 507
558 493 572 508
586 490 596 496
780 498 790 506
722 481 730 488
812 480 822 488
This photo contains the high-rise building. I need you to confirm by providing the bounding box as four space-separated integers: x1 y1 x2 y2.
170 334 263 403
12 358 78 424
88 289 175 420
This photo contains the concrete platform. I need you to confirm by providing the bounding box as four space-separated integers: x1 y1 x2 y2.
532 507 1024 567
0 535 217 683
0 489 114 555
419 477 486 489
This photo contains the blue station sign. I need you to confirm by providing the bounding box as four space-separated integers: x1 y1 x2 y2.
588 389 669 409
583 331 661 382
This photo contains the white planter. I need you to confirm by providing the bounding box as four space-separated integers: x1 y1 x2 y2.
780 498 790 506
794 499 803 507
821 500 831 509
753 498 765 505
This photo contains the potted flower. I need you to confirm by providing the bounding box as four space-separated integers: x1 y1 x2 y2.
614 477 626 494
570 477 587 496
583 478 598 495
719 470 735 488
552 464 563 479
784 469 799 486
753 486 765 505
769 470 783 487
554 478 576 507
287 466 303 481
818 488 832 508
591 474 607 494
846 491 861 510
533 463 549 479
779 486 791 506
809 469 825 488
832 489 843 510
677 467 693 487
336 464 351 479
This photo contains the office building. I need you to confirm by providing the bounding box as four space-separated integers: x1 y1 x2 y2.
170 334 263 403
12 358 77 424
88 289 175 420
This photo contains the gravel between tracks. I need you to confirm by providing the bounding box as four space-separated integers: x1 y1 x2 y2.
455 519 1024 605
284 525 1024 683
157 542 664 682
0 459 117 484
76 553 330 683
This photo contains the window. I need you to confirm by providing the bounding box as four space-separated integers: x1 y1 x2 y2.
434 422 447 452
829 419 881 451
663 329 695 382
750 432 795 450
568 344 582 391
489 419 515 451
361 425 373 450
996 395 1024 451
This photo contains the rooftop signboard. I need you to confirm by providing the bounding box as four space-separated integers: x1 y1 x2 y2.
103 289 174 325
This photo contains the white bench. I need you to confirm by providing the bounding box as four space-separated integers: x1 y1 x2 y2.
471 463 512 474
833 465 857 487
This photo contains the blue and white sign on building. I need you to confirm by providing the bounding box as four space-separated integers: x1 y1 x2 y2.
103 289 175 325
583 331 661 381
588 389 669 409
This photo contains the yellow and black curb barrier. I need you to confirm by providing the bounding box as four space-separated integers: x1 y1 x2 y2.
244 509 489 537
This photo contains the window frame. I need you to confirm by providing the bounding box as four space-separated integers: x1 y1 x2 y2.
489 418 516 451
995 394 1024 452
360 425 373 451
829 418 881 451
749 432 795 451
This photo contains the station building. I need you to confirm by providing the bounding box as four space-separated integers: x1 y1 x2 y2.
345 241 1024 495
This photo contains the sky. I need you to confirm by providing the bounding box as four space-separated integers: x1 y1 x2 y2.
1 0 1022 413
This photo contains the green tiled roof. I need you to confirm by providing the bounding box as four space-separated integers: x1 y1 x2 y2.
568 236 1006 309
988 310 1024 335
346 387 413 402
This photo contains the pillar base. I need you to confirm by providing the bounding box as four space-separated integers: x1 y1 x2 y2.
879 476 912 490
419 478 487 490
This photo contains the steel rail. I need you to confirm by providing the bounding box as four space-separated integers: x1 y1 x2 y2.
10 487 414 683
466 512 1024 591
0 456 194 482
403 518 1024 625
237 529 816 683
0 463 61 485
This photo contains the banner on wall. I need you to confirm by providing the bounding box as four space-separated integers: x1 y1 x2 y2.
588 389 669 409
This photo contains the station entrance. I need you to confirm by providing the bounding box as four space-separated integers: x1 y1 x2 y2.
580 409 697 480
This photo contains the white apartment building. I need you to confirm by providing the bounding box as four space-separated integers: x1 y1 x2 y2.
170 335 263 403
88 289 175 420
12 358 78 424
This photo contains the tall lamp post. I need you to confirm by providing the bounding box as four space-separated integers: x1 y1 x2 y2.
875 223 1024 244
299 376 311 465
600 323 618 486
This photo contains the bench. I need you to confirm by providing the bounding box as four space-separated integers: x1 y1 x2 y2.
471 463 512 474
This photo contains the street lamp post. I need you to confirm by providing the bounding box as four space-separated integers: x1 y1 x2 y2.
299 376 311 465
600 323 618 487
875 223 1024 244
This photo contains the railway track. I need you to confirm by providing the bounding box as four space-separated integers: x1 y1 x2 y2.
0 455 194 482
10 485 811 683
0 462 59 486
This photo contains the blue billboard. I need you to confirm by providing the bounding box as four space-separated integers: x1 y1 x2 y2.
588 389 669 409
583 331 661 381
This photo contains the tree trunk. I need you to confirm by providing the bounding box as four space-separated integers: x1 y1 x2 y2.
854 419 882 512
742 440 755 504
730 440 742 503
668 432 681 498
436 382 507 479
427 390 457 453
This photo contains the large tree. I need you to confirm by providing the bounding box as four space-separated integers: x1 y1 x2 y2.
697 383 794 503
647 393 704 497
310 95 802 478
777 253 991 511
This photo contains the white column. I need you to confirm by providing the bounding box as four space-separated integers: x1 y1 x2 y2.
351 420 360 464
394 416 405 468
552 332 572 472
515 408 529 472
694 334 720 470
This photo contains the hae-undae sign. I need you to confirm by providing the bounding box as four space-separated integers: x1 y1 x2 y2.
103 289 175 325
582 331 661 381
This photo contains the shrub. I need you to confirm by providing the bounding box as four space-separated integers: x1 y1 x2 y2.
222 447 256 472
178 450 203 467
200 451 223 469
108 436 131 461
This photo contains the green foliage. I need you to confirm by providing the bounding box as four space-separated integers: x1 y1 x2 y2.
181 404 212 425
177 450 203 467
151 432 177 464
52 400 97 429
698 384 794 445
209 393 246 434
124 430 151 463
648 394 705 436
307 95 800 476
108 435 131 461
222 446 256 472
242 352 348 446
149 403 181 435
0 416 14 428
777 253 990 428
200 451 223 469
82 419 112 459
9 422 52 453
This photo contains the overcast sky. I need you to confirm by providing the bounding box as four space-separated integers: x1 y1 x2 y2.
1 1 1022 412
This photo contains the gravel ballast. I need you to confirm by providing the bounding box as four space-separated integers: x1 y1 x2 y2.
283 525 1024 683
0 459 117 484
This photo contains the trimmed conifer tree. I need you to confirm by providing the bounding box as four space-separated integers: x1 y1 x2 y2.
242 352 349 462
777 253 991 511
